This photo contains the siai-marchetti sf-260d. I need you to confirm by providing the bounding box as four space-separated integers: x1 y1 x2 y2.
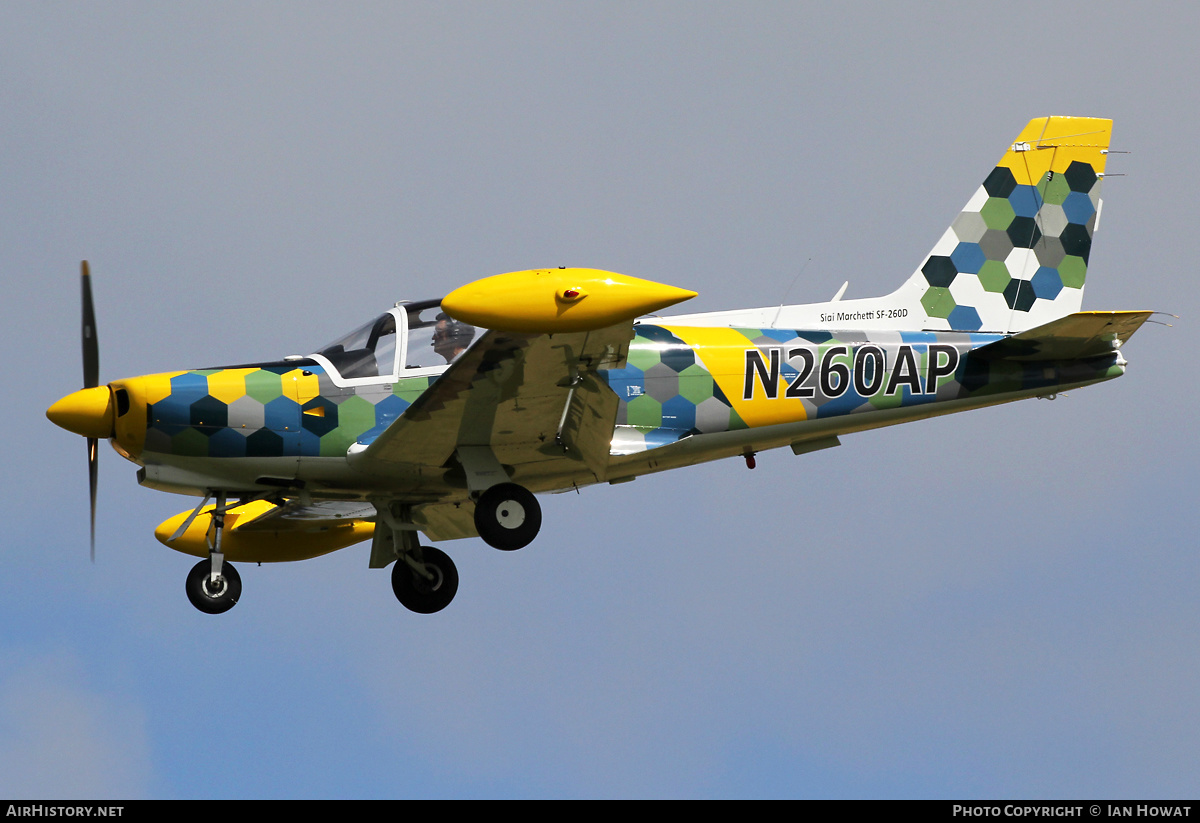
48 116 1153 615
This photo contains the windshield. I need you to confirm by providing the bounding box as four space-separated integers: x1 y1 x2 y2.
314 300 479 382
316 312 399 380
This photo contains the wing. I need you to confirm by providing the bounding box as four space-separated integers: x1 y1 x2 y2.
348 323 633 488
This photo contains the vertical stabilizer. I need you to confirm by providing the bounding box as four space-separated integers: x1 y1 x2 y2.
665 116 1114 334
903 116 1112 333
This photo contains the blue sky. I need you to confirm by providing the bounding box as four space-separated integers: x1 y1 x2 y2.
1 2 1196 798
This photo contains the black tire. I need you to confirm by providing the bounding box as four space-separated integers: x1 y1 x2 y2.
392 546 459 614
185 558 242 615
473 482 541 551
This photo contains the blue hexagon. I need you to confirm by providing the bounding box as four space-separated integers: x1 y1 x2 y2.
374 393 407 421
947 304 983 331
950 242 986 274
1030 266 1063 300
1008 184 1042 218
661 394 697 432
603 365 646 401
170 372 209 397
298 428 322 457
149 394 191 436
1061 191 1096 226
263 396 300 432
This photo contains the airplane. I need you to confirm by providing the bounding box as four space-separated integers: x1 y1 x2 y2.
47 115 1153 616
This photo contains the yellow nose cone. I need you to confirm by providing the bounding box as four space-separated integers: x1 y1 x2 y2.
441 268 697 334
47 386 114 438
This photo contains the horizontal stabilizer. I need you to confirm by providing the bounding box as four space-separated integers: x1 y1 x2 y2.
973 311 1153 361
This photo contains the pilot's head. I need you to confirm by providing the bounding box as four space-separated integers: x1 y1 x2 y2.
432 313 475 362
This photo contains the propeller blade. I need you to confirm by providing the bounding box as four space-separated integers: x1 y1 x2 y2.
82 261 99 560
88 437 98 562
82 261 98 389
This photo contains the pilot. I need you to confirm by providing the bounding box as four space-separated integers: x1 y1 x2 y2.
432 313 475 363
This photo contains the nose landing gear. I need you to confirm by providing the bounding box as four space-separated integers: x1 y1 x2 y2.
185 557 242 614
182 491 242 615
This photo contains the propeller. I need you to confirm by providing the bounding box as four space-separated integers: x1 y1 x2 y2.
81 261 99 561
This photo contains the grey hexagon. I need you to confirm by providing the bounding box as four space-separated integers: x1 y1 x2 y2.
978 228 1015 262
952 210 988 243
695 396 734 433
644 361 681 402
227 394 266 433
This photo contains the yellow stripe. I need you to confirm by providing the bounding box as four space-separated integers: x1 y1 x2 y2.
662 326 810 429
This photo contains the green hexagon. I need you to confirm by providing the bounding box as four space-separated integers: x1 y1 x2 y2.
1059 255 1087 289
1038 171 1072 206
394 376 431 404
335 394 377 435
980 197 1016 230
625 394 662 428
171 427 210 457
921 286 956 319
245 370 284 403
677 363 714 404
627 345 662 371
977 260 1012 293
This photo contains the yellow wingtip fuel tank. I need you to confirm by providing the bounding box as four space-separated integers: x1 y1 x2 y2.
441 268 697 333
155 500 375 563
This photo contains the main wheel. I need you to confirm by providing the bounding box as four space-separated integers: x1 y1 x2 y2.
392 546 459 614
185 558 242 614
473 482 541 551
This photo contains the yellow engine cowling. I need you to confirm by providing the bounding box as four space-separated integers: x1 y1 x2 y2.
154 500 375 563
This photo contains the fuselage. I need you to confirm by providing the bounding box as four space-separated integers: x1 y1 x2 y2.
90 318 1124 501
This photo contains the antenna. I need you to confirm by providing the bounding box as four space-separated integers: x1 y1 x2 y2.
771 257 812 327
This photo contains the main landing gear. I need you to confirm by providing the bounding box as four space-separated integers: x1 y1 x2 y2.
473 482 541 551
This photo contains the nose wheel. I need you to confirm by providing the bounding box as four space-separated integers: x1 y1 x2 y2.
185 558 242 614
473 482 541 551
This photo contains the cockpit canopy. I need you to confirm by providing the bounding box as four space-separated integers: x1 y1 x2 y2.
312 299 478 384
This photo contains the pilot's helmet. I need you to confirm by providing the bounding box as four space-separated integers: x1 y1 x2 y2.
432 313 475 349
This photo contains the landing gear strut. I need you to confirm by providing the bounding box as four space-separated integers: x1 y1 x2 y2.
473 482 541 551
183 491 242 614
391 546 458 614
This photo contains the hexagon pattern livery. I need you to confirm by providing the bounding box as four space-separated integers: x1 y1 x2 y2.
604 323 1124 452
145 363 431 459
